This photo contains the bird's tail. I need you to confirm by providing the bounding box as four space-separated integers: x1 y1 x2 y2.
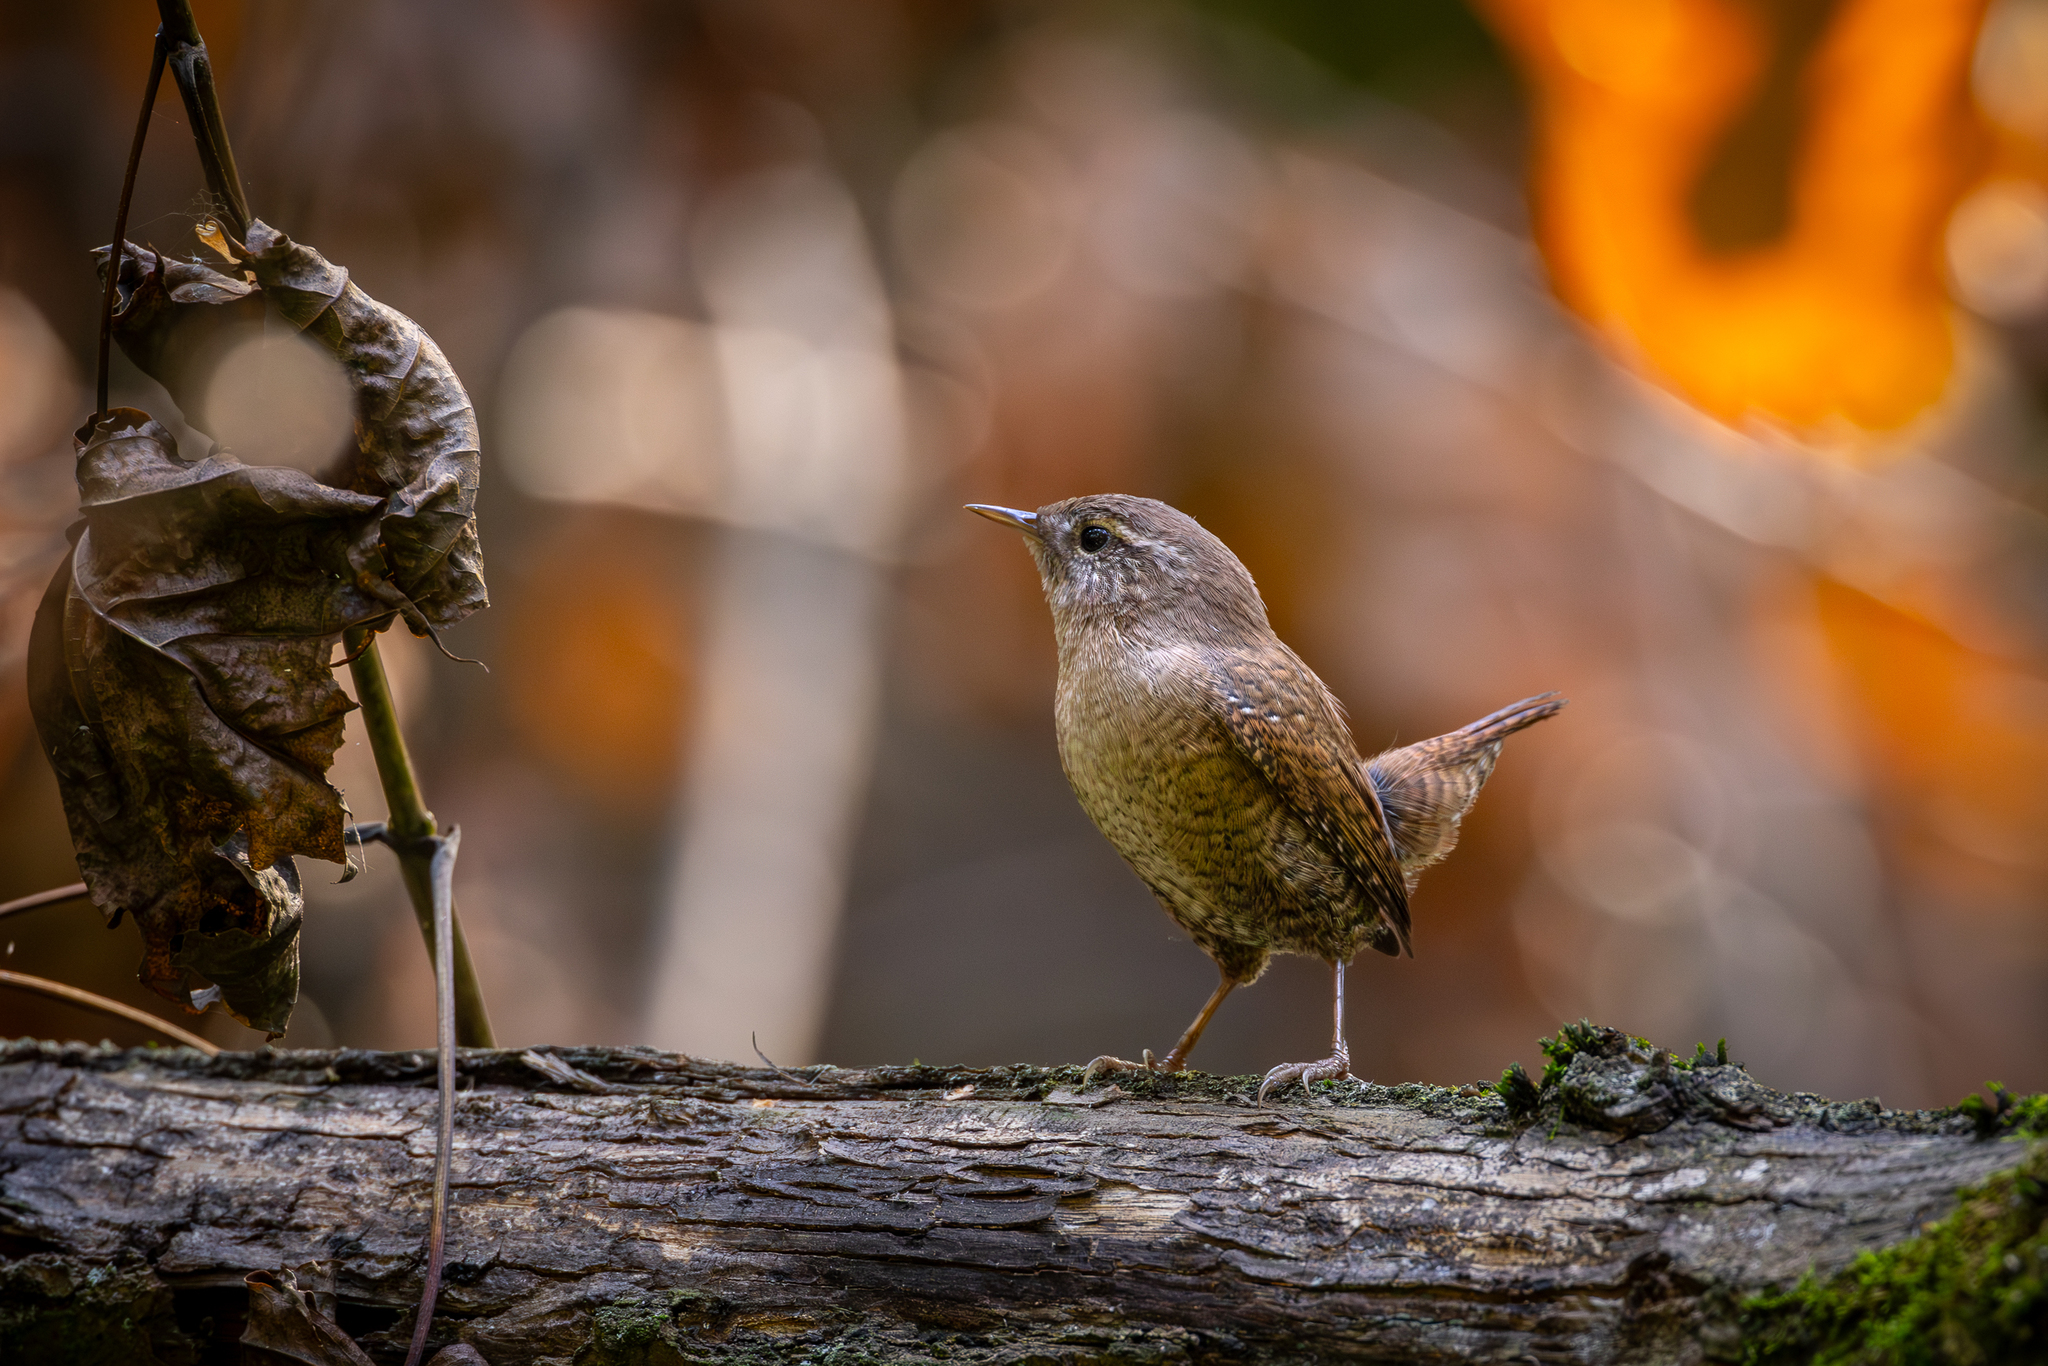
1454 692 1568 747
1364 690 1568 907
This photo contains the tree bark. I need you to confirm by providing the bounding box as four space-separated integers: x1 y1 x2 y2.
0 1036 2028 1365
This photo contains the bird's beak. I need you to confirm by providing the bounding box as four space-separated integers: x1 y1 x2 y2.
965 504 1041 539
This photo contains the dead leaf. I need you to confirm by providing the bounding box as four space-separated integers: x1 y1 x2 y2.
41 217 491 1034
242 1269 376 1366
96 225 487 639
95 240 262 438
245 220 486 630
27 409 403 1030
195 218 241 264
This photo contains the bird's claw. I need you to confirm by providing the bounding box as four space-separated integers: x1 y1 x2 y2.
1256 1049 1352 1105
1082 1049 1159 1085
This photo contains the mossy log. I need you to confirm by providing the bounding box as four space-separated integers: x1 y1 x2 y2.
0 1034 2034 1364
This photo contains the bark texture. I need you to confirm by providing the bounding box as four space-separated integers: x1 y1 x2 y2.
0 1038 2030 1364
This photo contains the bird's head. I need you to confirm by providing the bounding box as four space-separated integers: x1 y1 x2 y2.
966 494 1270 646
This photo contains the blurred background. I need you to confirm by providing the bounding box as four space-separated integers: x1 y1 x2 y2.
2 0 2046 1111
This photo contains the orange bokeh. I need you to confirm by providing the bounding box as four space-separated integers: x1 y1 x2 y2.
1809 577 2048 894
1487 0 2048 943
1478 0 1990 436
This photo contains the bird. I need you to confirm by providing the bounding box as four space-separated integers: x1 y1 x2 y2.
968 494 1564 1102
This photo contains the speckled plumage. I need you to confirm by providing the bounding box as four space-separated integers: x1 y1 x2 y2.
970 494 1563 1094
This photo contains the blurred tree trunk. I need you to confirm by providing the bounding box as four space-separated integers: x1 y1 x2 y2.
0 1040 2025 1364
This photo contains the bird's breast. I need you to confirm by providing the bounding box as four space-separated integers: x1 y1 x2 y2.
1053 643 1273 883
1050 637 1386 962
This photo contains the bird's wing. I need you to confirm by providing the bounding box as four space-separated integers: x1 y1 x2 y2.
1211 650 1412 957
1366 692 1566 889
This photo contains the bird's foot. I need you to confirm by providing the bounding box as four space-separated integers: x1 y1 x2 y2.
1082 1049 1165 1084
1256 1046 1352 1105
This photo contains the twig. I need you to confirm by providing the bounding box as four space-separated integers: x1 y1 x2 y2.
0 883 90 922
0 969 219 1054
752 1032 808 1085
154 0 249 240
520 1049 616 1093
413 828 460 1366
342 632 495 1049
348 818 464 1366
97 34 168 417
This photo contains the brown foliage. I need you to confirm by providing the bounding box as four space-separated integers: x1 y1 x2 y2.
28 223 489 1034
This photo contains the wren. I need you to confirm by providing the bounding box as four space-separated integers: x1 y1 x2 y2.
969 494 1564 1101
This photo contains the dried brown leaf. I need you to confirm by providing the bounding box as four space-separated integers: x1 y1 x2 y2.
43 216 490 1035
28 409 402 1031
195 217 241 264
245 220 486 629
94 240 261 438
242 1269 376 1366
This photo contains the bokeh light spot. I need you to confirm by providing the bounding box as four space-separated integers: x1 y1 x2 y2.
202 331 355 475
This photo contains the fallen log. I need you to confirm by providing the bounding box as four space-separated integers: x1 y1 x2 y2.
0 1030 2034 1364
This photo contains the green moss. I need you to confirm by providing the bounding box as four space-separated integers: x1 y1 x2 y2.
1741 1140 2048 1364
584 1289 733 1363
1954 1084 2048 1141
1495 1060 1540 1118
590 1293 681 1349
0 1258 188 1365
1537 1019 1602 1090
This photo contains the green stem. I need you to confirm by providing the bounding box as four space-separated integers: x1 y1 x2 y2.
346 627 495 1048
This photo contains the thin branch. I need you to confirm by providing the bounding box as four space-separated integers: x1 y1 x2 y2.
154 0 249 240
347 819 463 1366
753 1032 807 1085
0 883 90 923
343 630 495 1049
401 827 461 1366
97 35 168 417
0 969 219 1054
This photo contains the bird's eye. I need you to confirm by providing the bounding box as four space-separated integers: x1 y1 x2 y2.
1079 525 1111 553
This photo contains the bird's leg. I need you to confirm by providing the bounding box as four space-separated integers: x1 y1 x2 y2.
1083 969 1237 1082
1160 969 1236 1071
1256 960 1353 1104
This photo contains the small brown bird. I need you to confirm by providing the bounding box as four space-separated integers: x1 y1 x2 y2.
969 494 1564 1101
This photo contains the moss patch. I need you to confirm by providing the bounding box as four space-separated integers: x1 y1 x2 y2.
1538 1019 1605 1089
0 1257 191 1365
1741 1139 2048 1364
1954 1084 2048 1141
